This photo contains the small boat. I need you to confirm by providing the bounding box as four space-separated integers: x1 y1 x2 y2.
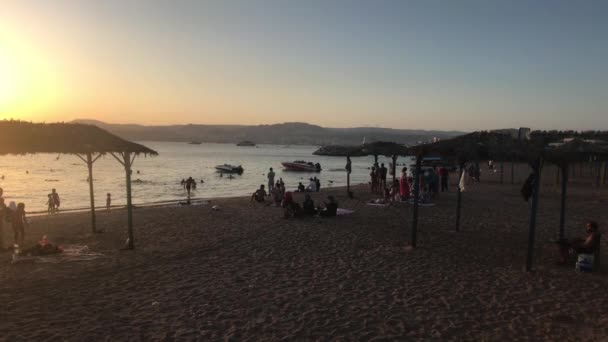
188 141 202 145
215 164 244 174
281 161 322 172
237 140 256 146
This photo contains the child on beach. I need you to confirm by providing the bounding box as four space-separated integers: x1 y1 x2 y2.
46 194 55 214
106 193 112 211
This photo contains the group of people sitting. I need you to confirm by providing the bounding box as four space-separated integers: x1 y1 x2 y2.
296 177 321 193
251 183 338 218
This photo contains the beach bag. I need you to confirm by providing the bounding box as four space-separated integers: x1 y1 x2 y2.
575 254 594 273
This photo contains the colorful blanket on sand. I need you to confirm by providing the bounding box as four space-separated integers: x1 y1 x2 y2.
336 208 355 215
12 245 104 264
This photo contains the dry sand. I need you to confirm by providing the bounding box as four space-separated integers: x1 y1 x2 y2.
1 168 608 340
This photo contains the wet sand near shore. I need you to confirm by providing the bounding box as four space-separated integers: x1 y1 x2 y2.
1 169 608 340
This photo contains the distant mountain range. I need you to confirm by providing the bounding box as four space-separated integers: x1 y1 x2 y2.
72 119 466 146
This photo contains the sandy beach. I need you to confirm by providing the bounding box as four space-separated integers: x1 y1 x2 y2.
1 169 608 340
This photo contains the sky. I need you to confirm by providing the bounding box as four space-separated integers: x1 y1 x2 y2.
0 0 607 131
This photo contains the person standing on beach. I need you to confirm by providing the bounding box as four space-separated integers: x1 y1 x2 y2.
185 177 195 197
46 194 55 214
267 168 275 193
314 177 320 192
106 193 112 211
51 189 60 212
379 163 388 190
12 202 27 246
399 167 410 200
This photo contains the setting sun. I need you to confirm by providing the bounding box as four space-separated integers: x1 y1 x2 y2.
0 31 63 121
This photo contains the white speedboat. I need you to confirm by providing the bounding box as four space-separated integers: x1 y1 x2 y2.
281 161 321 172
215 164 244 174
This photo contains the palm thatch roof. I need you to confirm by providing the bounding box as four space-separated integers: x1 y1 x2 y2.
544 138 608 166
0 121 157 155
358 141 411 157
408 131 538 164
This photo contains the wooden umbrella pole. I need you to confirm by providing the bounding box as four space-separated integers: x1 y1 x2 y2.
411 155 422 247
346 156 351 196
500 161 504 184
511 161 515 184
559 164 568 239
526 158 543 272
455 164 464 232
123 152 135 249
86 152 97 233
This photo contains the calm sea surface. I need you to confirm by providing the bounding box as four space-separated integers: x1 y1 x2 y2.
0 142 415 212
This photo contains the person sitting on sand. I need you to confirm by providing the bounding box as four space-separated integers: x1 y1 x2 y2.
556 221 601 264
20 235 63 256
297 182 306 192
319 195 338 217
251 185 267 203
282 191 301 218
302 194 316 216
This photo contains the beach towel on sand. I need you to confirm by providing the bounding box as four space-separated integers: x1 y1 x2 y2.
336 208 355 215
12 245 104 264
366 202 389 207
405 199 435 207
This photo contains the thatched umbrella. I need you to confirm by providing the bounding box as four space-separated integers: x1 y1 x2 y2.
313 141 410 196
544 139 608 239
0 121 157 249
408 132 543 270
359 141 411 185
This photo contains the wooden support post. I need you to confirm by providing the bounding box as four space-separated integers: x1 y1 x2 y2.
411 155 422 247
511 161 515 184
345 156 352 197
602 162 607 186
392 155 397 186
526 158 543 272
86 152 97 233
456 164 464 232
559 165 568 239
124 152 135 249
500 162 504 184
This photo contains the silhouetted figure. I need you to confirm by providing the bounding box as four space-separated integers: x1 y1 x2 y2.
51 189 60 211
319 196 338 217
302 194 316 216
106 193 112 211
267 168 275 192
12 202 27 246
185 177 195 197
251 185 267 203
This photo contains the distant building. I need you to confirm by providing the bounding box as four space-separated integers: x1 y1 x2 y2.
518 127 531 140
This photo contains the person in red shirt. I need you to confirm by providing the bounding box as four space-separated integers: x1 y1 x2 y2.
399 167 410 200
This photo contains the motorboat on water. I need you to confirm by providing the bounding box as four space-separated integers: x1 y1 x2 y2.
215 164 244 174
188 141 202 145
281 161 322 172
236 141 256 146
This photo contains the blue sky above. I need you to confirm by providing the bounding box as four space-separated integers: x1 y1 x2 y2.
1 0 607 130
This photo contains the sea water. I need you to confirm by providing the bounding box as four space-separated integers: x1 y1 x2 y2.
0 142 415 213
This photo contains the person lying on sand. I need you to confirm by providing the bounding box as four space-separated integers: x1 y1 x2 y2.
318 195 338 217
20 235 63 256
251 185 267 203
556 221 601 264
